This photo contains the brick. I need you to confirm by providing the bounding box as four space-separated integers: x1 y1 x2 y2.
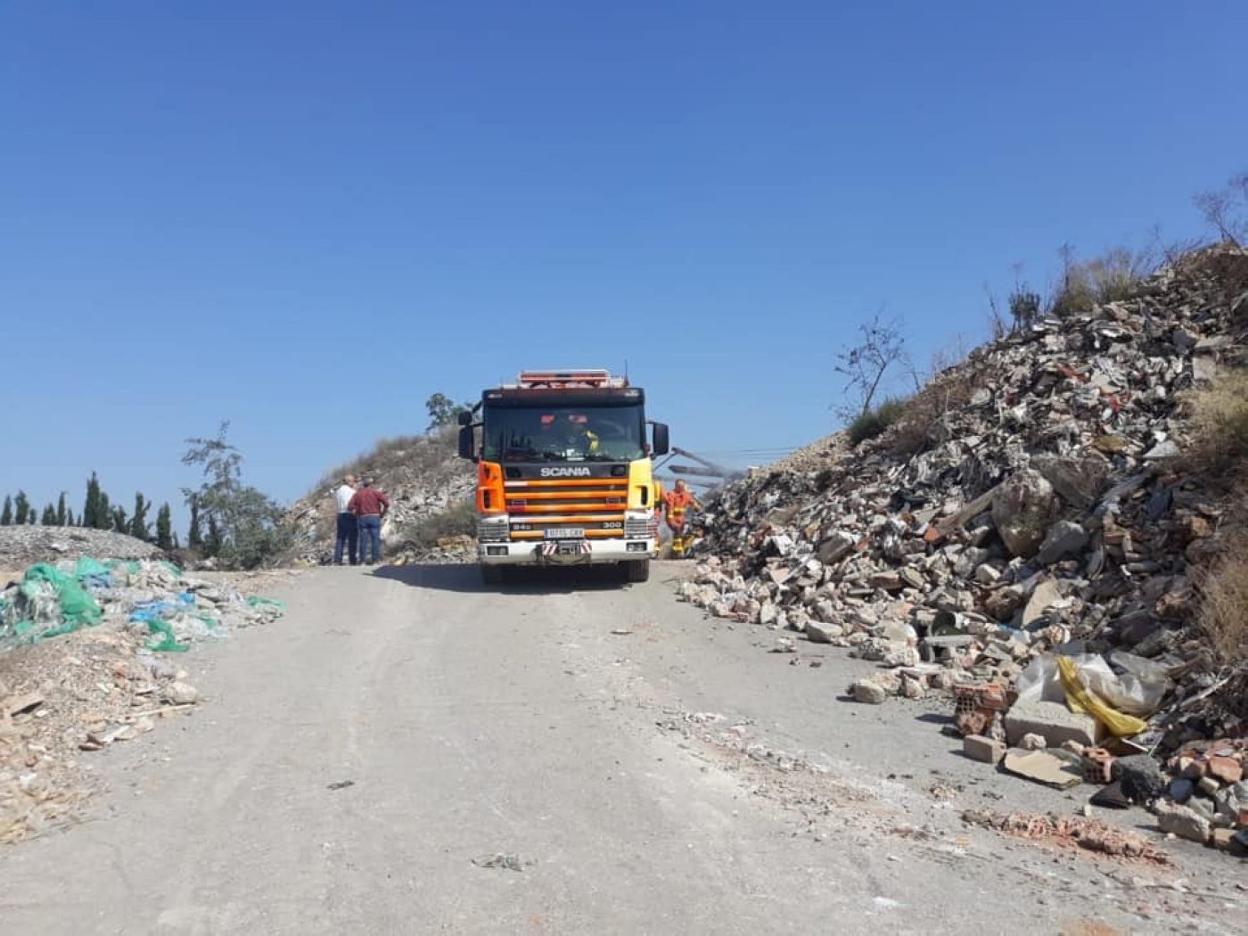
1004 699 1105 750
964 734 1006 764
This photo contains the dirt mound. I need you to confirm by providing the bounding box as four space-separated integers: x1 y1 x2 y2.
0 527 161 575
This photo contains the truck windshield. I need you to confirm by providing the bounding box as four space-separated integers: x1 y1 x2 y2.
482 404 646 463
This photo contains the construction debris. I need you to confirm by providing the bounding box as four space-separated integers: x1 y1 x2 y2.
1 556 288 843
679 244 1248 857
962 809 1172 864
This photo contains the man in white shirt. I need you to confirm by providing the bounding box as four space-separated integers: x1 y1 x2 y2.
333 475 359 565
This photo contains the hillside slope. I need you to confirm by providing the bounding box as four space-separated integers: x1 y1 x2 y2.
282 430 474 564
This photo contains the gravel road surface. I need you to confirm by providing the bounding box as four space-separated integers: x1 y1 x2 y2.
1 563 1243 934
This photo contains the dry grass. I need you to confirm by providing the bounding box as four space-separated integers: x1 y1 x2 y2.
1198 547 1248 664
889 361 990 456
315 428 458 490
397 499 477 550
1181 368 1248 476
1049 247 1153 318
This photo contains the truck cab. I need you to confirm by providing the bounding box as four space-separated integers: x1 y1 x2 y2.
458 370 669 584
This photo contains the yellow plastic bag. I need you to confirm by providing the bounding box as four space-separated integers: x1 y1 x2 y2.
1057 656 1147 737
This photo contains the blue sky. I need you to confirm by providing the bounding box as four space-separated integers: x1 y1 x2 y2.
2 1 1245 529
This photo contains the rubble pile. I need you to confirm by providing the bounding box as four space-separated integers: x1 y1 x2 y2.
2 557 285 655
679 245 1248 852
282 431 474 565
0 557 288 841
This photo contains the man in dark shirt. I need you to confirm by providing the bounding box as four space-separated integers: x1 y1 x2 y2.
348 477 390 565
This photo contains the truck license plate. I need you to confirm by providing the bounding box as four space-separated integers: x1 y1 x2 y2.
545 528 584 540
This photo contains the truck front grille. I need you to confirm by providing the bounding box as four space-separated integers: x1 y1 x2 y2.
504 477 628 539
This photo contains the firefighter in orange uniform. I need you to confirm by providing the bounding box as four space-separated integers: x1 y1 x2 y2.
662 480 702 558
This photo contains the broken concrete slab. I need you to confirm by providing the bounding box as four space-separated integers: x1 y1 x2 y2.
1002 749 1083 789
1004 699 1104 749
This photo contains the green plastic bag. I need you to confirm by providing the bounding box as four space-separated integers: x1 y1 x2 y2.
74 556 111 580
144 618 189 653
246 596 286 612
24 564 102 627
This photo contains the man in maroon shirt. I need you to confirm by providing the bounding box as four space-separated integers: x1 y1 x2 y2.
348 477 390 565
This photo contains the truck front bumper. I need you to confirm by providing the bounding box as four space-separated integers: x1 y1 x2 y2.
478 538 655 566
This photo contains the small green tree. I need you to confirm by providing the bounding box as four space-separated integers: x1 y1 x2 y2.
66 508 75 527
14 491 31 526
111 505 128 533
40 504 57 525
425 392 471 431
0 496 11 526
28 512 35 525
155 503 174 550
129 492 152 541
182 421 289 568
56 492 68 526
97 491 111 529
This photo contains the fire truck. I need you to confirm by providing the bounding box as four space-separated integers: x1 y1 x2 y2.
457 370 669 584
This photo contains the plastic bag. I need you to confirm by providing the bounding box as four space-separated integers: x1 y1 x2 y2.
1015 651 1165 716
143 618 189 653
246 596 286 612
1057 656 1147 737
23 563 102 627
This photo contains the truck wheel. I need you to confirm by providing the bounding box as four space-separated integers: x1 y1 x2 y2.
625 559 650 583
481 565 504 586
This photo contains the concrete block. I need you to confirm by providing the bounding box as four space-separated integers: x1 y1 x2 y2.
964 734 1006 764
1004 699 1105 749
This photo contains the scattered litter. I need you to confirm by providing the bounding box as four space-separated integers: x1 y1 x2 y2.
472 852 531 871
327 780 355 791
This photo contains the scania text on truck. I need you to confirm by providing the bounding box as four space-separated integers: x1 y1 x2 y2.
457 370 670 584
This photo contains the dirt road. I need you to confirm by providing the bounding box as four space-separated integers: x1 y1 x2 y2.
1 564 1243 934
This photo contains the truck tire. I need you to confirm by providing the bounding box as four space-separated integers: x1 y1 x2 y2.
625 559 650 583
481 565 504 586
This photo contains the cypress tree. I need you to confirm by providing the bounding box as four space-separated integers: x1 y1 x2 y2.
111 506 128 534
41 504 57 525
14 491 30 526
129 492 151 541
187 494 203 550
56 492 68 526
0 496 11 526
28 512 36 525
97 492 111 530
155 503 173 550
83 473 101 528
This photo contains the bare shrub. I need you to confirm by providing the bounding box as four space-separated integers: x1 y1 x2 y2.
834 314 910 421
1194 171 1248 246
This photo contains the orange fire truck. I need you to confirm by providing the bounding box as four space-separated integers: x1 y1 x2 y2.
458 370 669 584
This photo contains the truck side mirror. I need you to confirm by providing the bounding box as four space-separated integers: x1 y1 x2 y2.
651 422 670 456
458 426 478 461
457 410 473 427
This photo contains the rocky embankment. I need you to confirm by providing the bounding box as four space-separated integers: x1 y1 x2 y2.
282 430 474 564
682 245 1248 855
